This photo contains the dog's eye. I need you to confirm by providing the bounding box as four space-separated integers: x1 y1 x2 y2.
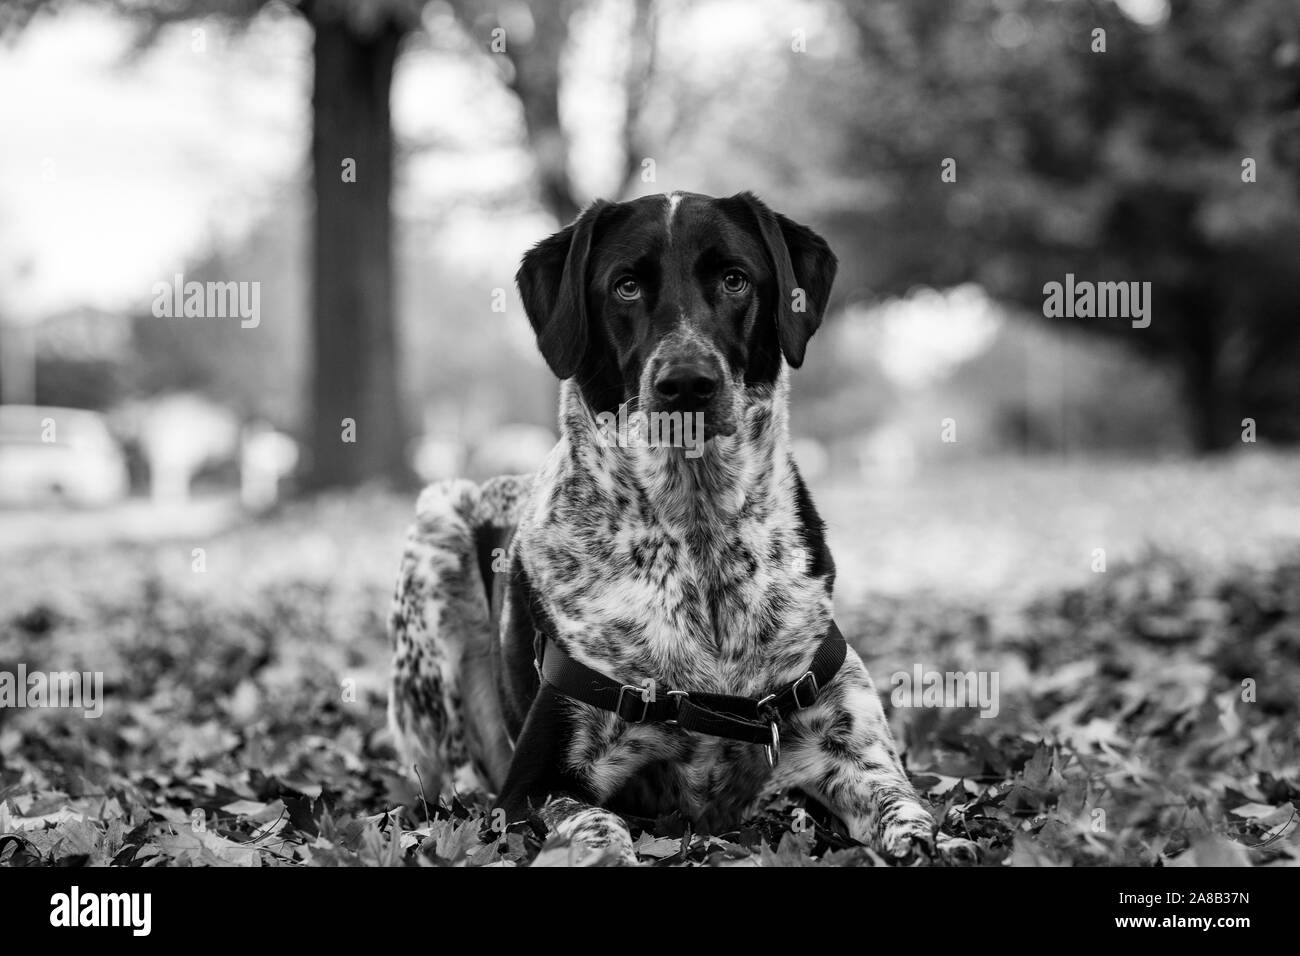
614 277 641 301
722 270 749 294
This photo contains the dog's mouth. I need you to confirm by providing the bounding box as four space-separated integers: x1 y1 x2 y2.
700 416 738 440
601 396 737 457
633 381 740 449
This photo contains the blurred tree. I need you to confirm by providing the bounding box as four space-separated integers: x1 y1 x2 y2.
447 0 663 223
816 0 1300 449
448 0 584 223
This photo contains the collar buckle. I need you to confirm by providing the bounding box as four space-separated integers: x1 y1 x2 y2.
665 690 689 724
791 671 820 710
616 684 652 722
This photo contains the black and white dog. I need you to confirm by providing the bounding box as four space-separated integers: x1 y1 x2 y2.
389 191 971 864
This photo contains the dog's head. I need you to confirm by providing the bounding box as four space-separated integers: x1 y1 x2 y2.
516 192 837 439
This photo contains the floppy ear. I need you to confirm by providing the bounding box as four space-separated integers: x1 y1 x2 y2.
515 200 609 380
733 192 837 369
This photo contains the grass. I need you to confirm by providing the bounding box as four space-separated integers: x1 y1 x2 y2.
1 453 1299 866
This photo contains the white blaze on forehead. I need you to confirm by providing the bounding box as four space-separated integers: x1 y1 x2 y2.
665 191 684 237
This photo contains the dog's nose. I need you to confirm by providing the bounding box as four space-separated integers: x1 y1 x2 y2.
654 362 718 410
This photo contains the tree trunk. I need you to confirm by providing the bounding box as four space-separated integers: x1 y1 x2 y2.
1184 371 1232 452
1179 308 1230 452
305 13 412 490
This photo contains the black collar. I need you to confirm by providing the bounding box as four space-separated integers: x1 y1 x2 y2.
535 621 846 767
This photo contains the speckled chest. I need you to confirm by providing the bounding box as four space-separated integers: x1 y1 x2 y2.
512 450 833 817
524 466 826 682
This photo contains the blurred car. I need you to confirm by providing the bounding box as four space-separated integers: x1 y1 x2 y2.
0 405 129 507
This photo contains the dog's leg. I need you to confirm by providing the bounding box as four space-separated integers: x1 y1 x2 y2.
498 693 663 866
389 479 495 795
536 796 638 866
777 648 977 864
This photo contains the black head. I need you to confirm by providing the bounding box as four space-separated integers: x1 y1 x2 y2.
516 191 837 439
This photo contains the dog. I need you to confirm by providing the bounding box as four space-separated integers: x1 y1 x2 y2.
388 191 972 864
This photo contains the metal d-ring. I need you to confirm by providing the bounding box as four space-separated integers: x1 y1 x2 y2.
764 720 780 768
755 693 780 767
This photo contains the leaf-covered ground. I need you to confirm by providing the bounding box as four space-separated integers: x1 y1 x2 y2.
1 457 1299 866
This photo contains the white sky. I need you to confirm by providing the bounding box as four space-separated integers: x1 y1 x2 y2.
0 9 311 323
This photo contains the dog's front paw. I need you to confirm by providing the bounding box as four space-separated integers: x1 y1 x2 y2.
881 825 981 865
577 840 640 867
537 797 639 867
935 831 980 865
880 823 937 865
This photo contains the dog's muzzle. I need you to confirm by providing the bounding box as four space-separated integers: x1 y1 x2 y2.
641 340 736 439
